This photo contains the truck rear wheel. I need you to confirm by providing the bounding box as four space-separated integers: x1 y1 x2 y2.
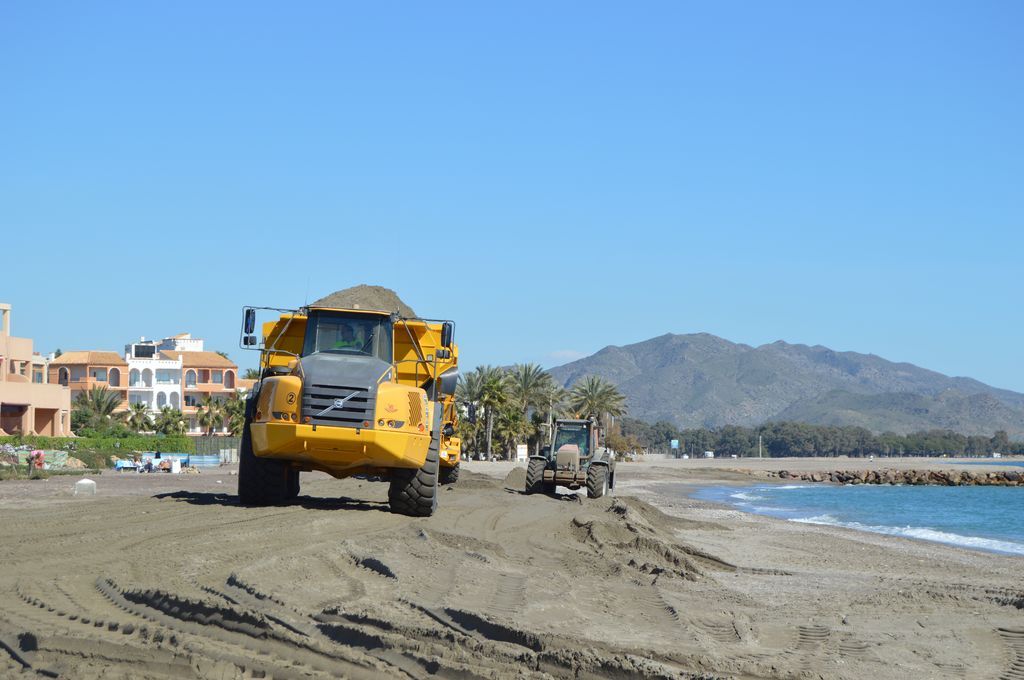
439 462 460 485
388 447 439 517
586 464 608 499
525 458 546 494
237 400 289 506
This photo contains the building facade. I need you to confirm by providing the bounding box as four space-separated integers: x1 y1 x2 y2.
49 351 130 409
125 339 184 413
47 331 244 436
0 303 72 436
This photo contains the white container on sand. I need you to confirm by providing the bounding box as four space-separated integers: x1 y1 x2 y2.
74 479 97 496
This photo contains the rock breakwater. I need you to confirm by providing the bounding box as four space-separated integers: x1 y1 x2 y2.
752 468 1022 487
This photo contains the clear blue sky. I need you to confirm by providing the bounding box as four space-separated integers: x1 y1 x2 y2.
2 2 1022 390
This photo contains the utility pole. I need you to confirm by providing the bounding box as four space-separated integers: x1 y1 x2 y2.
759 435 763 459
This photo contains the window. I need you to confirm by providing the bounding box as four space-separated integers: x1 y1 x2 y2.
212 370 223 384
554 423 590 457
185 370 197 388
184 395 199 407
156 370 176 384
301 310 393 361
90 368 107 382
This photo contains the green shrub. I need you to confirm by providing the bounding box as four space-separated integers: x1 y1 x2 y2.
0 434 196 469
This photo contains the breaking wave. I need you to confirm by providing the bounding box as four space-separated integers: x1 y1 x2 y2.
792 515 1024 556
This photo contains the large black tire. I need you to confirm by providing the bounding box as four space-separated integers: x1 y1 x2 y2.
525 458 546 494
388 446 439 517
586 464 609 499
286 469 300 499
439 462 460 485
237 398 289 506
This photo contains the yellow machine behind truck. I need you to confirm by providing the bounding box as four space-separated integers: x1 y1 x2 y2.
237 303 459 516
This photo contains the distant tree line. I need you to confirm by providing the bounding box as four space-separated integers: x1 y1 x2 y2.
618 417 1024 457
456 365 626 459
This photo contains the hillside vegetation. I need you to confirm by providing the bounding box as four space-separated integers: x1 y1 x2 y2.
549 333 1024 437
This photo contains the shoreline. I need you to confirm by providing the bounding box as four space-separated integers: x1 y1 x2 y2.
614 459 1024 558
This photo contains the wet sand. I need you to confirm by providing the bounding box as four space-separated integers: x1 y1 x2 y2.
0 459 1020 678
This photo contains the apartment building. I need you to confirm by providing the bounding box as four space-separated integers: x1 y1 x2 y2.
49 351 130 409
125 339 184 411
160 349 238 434
0 303 72 436
48 330 243 435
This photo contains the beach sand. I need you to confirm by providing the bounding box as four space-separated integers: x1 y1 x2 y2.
0 458 1020 678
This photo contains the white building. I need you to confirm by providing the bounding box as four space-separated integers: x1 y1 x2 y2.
126 338 183 414
124 333 248 435
158 333 204 353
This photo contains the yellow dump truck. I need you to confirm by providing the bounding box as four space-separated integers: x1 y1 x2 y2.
237 304 459 516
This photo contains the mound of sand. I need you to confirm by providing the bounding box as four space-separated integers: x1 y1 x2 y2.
503 466 527 490
311 284 416 317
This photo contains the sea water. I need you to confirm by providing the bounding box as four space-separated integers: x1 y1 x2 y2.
691 482 1024 556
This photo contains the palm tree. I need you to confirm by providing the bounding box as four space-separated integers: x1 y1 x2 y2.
534 382 570 454
125 402 153 433
154 406 186 435
477 366 509 459
569 376 626 428
242 368 261 380
455 370 484 454
197 394 224 435
494 408 532 459
506 363 552 416
223 392 246 436
72 386 124 432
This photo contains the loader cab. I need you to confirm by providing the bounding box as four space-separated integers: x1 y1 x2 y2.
550 420 596 460
301 309 393 363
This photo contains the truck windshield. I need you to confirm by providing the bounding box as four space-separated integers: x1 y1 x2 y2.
302 311 393 361
553 424 589 457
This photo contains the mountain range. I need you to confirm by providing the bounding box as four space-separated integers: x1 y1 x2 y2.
548 333 1024 437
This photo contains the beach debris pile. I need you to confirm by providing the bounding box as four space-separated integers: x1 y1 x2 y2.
752 468 1022 487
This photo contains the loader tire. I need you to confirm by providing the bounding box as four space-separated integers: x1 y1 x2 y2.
586 464 609 499
439 462 460 485
237 400 288 506
525 458 546 494
389 446 439 517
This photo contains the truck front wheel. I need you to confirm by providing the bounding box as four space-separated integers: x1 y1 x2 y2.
236 419 288 503
586 464 609 499
237 403 289 506
525 458 546 494
388 447 439 517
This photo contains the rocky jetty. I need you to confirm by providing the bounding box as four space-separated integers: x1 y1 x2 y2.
757 468 1022 486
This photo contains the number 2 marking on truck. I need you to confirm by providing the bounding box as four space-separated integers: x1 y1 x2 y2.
287 393 296 404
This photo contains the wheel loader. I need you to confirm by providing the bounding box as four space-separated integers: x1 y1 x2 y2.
236 303 458 516
525 418 616 498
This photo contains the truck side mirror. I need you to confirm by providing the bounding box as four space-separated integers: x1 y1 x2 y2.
441 322 454 348
244 308 256 335
439 368 459 396
243 335 257 346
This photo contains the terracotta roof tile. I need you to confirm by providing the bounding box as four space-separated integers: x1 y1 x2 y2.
49 351 128 366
